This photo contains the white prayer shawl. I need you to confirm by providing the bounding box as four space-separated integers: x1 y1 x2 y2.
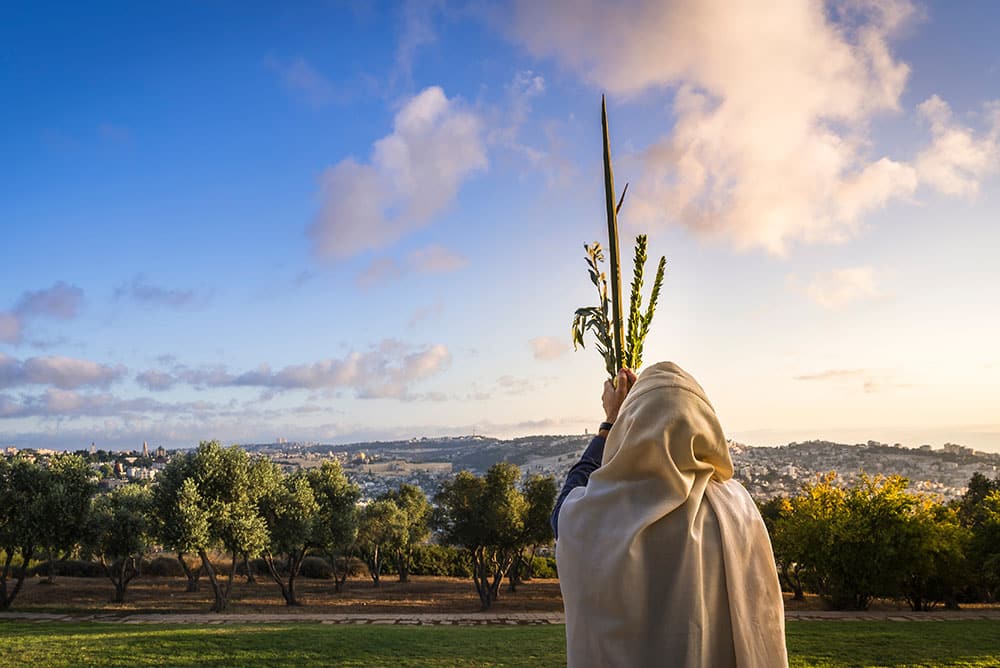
557 362 787 668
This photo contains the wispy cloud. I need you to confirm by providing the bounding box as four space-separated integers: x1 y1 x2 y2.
392 1 442 89
408 302 444 329
357 257 404 289
113 275 198 308
793 367 909 394
0 353 126 390
308 86 486 259
793 369 867 382
268 56 337 108
0 389 216 419
98 122 132 144
791 266 886 310
407 244 468 273
357 245 468 289
136 340 451 400
529 336 568 361
507 0 999 254
0 282 85 344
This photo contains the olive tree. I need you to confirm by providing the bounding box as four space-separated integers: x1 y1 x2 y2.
0 458 48 609
307 460 360 593
509 473 556 590
38 454 96 583
172 441 271 612
381 484 431 583
357 498 406 587
152 455 208 592
259 469 319 606
434 463 527 609
85 485 153 603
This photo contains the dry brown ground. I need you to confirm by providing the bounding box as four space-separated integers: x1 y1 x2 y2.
11 576 998 616
12 575 565 615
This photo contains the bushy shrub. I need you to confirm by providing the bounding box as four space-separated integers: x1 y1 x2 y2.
29 559 104 578
236 558 270 577
408 545 473 578
531 556 557 579
299 555 333 579
143 556 185 577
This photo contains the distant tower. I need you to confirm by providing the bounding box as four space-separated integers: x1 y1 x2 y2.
90 442 96 455
142 441 149 457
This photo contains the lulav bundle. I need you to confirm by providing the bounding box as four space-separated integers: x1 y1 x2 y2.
573 236 666 378
571 97 667 379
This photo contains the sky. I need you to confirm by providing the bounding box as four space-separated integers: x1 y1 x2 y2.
1 0 999 452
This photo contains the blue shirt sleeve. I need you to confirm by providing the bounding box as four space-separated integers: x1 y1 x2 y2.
551 434 606 539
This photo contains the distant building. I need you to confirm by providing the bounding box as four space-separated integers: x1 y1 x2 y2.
142 441 149 457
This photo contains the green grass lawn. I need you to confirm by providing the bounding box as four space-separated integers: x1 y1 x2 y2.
0 620 997 667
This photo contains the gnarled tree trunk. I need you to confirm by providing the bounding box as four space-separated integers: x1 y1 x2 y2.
177 552 202 592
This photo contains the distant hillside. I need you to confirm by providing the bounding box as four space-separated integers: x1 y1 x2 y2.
243 435 1000 500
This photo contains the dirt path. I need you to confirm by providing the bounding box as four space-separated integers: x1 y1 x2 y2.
2 610 999 626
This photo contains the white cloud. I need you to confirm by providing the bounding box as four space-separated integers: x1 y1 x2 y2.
529 336 568 361
508 0 999 254
308 86 486 258
793 266 885 309
915 95 1000 197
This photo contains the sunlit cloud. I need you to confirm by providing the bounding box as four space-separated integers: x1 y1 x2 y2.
529 336 568 361
790 266 885 309
915 95 1000 197
507 0 999 254
308 86 486 258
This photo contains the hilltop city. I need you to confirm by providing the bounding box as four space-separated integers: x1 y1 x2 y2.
5 435 998 502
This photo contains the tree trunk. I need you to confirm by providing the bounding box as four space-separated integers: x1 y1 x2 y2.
330 550 349 593
101 555 138 604
471 547 493 610
396 549 410 583
41 546 56 584
177 552 202 592
368 546 381 587
781 563 805 601
508 549 526 592
242 553 256 584
0 546 32 610
523 546 538 581
199 549 228 613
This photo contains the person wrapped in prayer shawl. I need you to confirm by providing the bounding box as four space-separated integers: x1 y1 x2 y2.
552 362 788 668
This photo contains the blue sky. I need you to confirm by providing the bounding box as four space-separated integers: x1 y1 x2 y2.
2 1 999 451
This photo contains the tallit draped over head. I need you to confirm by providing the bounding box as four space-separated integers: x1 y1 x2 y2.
556 362 787 668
